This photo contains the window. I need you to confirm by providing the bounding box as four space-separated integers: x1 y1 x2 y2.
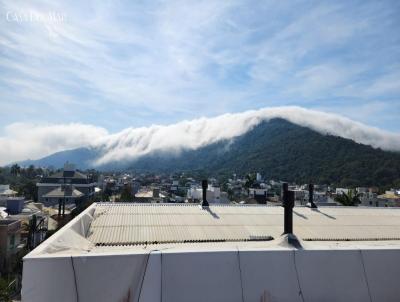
9 234 15 249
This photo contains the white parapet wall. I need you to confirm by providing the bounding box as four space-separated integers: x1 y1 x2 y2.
22 203 400 302
22 247 400 302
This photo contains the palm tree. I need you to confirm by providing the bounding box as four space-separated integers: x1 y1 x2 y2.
335 189 361 206
244 173 256 188
244 173 256 193
10 164 20 177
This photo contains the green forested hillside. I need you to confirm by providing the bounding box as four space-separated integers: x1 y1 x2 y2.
129 119 400 187
17 119 400 188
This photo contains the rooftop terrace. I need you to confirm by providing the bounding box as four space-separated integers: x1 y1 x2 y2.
23 203 400 302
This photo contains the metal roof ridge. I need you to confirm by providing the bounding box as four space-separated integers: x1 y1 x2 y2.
95 202 282 207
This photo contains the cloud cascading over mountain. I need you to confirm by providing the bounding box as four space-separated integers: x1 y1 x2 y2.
1 107 399 166
0 123 107 166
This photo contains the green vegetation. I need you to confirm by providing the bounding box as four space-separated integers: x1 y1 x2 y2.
334 190 361 206
120 185 134 201
244 173 256 190
6 119 400 189
0 278 12 302
0 164 44 200
102 183 113 201
128 119 400 188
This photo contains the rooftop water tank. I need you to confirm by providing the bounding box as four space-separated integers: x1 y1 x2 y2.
7 197 25 214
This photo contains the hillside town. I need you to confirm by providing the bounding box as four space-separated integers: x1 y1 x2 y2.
2 0 400 300
1 162 400 299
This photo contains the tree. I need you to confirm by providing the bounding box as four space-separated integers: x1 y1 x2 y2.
244 173 256 193
25 165 36 178
335 190 361 206
17 180 38 201
227 188 234 200
120 185 134 202
10 164 20 177
102 183 113 201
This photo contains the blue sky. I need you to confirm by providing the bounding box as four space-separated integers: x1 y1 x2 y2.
0 0 399 133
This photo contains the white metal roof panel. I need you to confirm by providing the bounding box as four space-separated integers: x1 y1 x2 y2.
87 204 400 246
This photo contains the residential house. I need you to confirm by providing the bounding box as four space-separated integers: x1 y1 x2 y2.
0 219 23 274
376 190 400 207
37 163 95 206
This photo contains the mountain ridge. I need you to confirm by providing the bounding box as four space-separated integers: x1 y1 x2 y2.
16 119 400 187
5 107 400 167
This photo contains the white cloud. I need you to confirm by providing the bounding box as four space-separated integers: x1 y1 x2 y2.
93 106 400 165
0 123 108 165
1 107 399 166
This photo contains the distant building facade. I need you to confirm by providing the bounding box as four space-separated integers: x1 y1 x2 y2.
248 188 268 204
335 188 349 195
376 190 400 207
0 219 22 273
187 185 229 204
37 163 95 206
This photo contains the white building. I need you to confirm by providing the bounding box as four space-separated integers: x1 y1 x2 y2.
356 187 369 194
248 188 267 197
336 188 349 195
292 189 307 204
291 190 334 206
22 203 400 302
187 185 228 203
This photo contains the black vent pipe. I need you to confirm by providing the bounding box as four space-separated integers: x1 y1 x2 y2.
309 183 317 208
201 180 209 207
282 182 294 234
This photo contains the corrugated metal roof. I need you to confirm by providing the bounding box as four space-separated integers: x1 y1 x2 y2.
378 193 400 199
87 204 400 246
47 170 88 179
43 187 84 198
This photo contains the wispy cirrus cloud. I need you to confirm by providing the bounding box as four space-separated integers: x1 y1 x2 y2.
0 0 399 133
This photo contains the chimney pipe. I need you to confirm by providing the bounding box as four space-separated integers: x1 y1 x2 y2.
282 183 294 234
58 199 62 217
201 180 209 207
308 183 317 208
28 214 37 250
